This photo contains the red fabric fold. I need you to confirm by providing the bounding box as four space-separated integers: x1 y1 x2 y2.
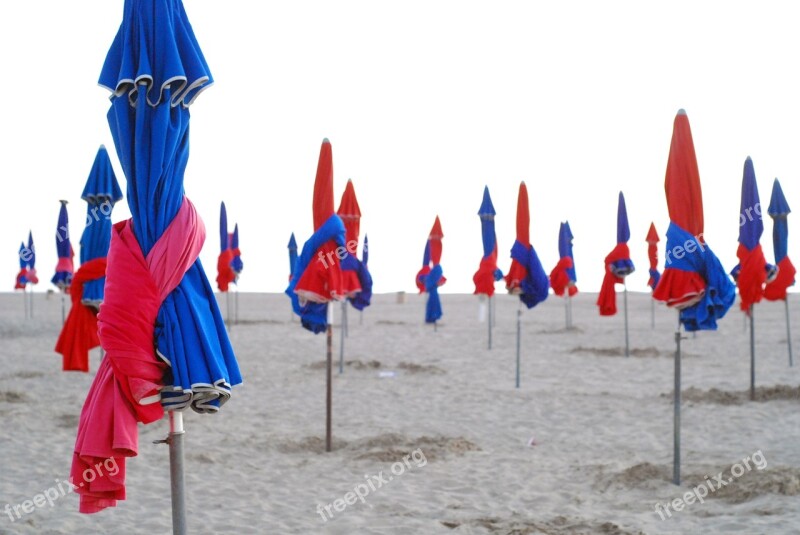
416 265 431 293
736 243 767 311
295 239 345 303
72 197 204 514
652 268 706 309
505 259 527 293
216 249 235 292
473 254 498 297
764 256 796 301
596 243 630 316
55 258 107 372
549 257 577 297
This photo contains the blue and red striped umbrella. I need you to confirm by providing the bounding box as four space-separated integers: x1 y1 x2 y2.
505 182 548 308
473 186 503 296
764 179 796 300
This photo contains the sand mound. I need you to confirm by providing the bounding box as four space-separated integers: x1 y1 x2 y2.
56 413 79 430
594 462 671 493
684 466 800 504
375 320 410 326
0 390 28 403
306 359 382 370
664 385 800 405
570 346 666 358
1 370 46 380
442 515 644 534
397 361 446 375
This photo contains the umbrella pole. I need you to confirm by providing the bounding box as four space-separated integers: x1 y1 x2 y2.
623 282 630 357
168 411 187 535
226 291 231 329
564 292 569 330
785 297 794 367
235 285 239 325
515 301 522 389
344 300 348 338
23 288 29 320
750 304 756 401
673 312 682 485
326 304 333 452
61 292 66 325
29 288 34 318
488 295 492 350
339 301 346 374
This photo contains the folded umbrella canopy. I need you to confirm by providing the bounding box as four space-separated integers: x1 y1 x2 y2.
550 221 578 297
15 241 30 290
505 182 549 308
597 192 635 316
216 201 236 292
424 216 446 324
79 145 124 308
56 146 124 372
286 138 346 333
652 110 735 330
415 240 432 293
337 179 372 308
230 223 243 278
652 109 735 485
764 178 796 366
72 0 241 516
646 222 661 328
473 186 502 296
52 200 74 291
27 231 38 286
729 157 775 311
287 232 298 281
764 179 795 301
505 182 548 388
646 222 661 290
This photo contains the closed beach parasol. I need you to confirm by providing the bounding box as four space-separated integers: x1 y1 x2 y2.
764 178 795 365
71 3 241 531
729 157 774 398
55 145 123 372
286 138 346 452
652 109 735 485
597 192 635 356
646 222 660 328
424 216 446 327
52 200 74 324
550 221 578 329
505 181 548 387
473 186 503 348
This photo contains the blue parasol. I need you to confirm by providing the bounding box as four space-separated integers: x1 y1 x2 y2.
52 200 74 291
72 0 241 522
80 145 123 308
765 178 796 366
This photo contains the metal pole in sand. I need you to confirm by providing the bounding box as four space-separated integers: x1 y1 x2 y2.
488 295 493 350
515 300 522 388
23 288 29 320
225 291 231 329
168 410 187 535
326 304 333 452
339 301 346 374
785 297 794 367
61 292 66 325
568 293 573 329
623 281 630 357
564 292 569 330
234 285 239 325
673 312 682 485
750 304 756 401
29 288 34 318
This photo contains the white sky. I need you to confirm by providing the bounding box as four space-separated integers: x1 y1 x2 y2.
2 1 799 295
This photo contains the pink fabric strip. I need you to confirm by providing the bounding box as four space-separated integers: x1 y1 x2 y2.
56 257 74 273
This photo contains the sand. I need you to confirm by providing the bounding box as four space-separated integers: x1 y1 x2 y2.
0 290 798 534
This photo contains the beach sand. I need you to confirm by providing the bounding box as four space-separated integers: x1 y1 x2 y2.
1 290 798 534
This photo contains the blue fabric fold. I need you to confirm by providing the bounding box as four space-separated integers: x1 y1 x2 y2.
510 240 549 309
648 268 661 289
285 214 346 334
664 222 735 331
425 264 443 323
610 258 635 278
